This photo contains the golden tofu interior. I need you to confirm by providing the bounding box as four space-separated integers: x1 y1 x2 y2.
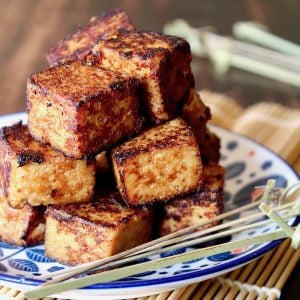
158 164 224 236
45 192 153 265
112 118 203 206
27 61 142 158
0 122 95 208
47 9 136 65
0 197 45 246
90 30 194 123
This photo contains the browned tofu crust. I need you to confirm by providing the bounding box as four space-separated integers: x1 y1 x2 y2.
0 198 45 246
181 90 211 144
203 163 225 190
199 129 221 165
0 122 95 208
90 29 194 123
27 61 142 158
45 192 153 265
158 163 224 236
181 90 220 164
159 190 224 236
47 9 136 66
112 118 203 206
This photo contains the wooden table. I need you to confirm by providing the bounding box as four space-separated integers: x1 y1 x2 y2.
0 1 299 299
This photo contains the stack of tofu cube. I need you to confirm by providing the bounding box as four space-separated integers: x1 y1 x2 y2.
0 9 224 265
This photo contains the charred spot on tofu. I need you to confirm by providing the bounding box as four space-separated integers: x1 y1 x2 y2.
47 9 136 66
27 61 142 159
17 150 44 167
0 123 95 208
90 30 194 123
45 192 153 265
112 118 203 206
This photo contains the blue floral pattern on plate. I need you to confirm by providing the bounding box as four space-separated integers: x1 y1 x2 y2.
0 113 298 300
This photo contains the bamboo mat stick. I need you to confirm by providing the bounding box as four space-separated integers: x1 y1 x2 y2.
234 249 275 300
245 240 291 300
15 292 25 300
273 247 300 295
255 246 296 300
222 259 259 300
264 246 295 287
206 275 230 300
200 90 243 129
191 280 213 299
6 289 19 297
166 287 187 300
203 277 223 299
155 291 172 300
274 133 300 163
267 115 299 148
0 286 10 295
233 108 280 145
212 268 243 300
247 247 294 300
178 283 199 299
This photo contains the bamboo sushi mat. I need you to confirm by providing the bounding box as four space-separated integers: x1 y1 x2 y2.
1 90 300 300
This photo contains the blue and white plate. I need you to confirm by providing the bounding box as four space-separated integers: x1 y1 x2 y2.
0 113 298 300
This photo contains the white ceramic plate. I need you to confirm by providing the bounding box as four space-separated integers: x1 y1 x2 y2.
0 112 298 300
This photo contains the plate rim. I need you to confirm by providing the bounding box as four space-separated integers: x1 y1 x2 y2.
0 112 298 291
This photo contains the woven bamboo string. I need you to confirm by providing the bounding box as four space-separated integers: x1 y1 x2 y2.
221 257 259 299
1 92 299 299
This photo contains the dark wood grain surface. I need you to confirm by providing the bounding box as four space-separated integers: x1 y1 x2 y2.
0 0 299 116
0 1 299 299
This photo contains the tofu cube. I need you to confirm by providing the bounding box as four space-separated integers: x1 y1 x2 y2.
47 9 135 66
159 164 224 236
0 198 45 246
45 192 153 265
181 90 220 164
199 129 221 164
112 118 203 206
202 163 225 190
181 90 211 144
0 123 95 208
90 30 194 123
27 61 142 158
